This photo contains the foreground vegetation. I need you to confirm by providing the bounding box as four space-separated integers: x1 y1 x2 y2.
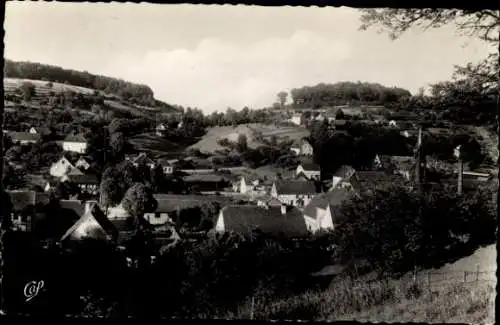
221 275 495 324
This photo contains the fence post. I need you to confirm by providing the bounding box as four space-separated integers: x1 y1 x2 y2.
464 271 467 283
476 264 480 287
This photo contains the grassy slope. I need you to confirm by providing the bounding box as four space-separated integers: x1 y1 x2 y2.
128 132 185 157
221 244 496 323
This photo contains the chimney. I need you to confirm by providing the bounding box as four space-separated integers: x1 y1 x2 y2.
281 204 287 215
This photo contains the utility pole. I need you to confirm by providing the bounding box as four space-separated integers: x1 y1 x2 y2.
455 145 463 195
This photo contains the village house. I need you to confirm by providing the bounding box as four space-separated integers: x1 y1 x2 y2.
233 175 262 194
7 190 50 232
127 152 156 169
156 158 174 175
388 120 398 127
60 133 88 153
331 165 357 189
61 203 119 244
7 131 41 145
183 173 232 193
29 126 51 135
271 179 319 208
214 204 308 237
49 156 84 178
75 156 92 171
61 173 100 195
296 162 321 180
288 113 302 126
291 138 314 156
156 123 167 137
303 187 358 233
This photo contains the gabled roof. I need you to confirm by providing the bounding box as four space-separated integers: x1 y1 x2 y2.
133 152 156 166
299 162 320 172
183 174 227 183
332 165 356 178
61 204 118 242
7 190 50 211
60 200 85 217
303 187 356 220
220 205 308 236
64 174 99 184
156 158 172 167
63 133 87 143
274 180 318 195
30 126 51 135
7 131 41 142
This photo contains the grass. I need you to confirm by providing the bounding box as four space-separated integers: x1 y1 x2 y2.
219 276 495 324
129 132 185 156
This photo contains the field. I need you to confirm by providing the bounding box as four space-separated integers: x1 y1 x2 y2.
188 123 310 154
128 132 185 157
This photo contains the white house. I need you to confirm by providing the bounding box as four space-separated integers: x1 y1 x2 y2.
303 187 357 233
7 131 41 145
156 123 167 137
388 120 398 127
296 163 321 180
291 138 314 156
61 174 99 195
49 156 84 178
331 165 356 189
288 113 302 126
157 158 174 175
61 133 88 153
271 180 319 208
234 176 261 194
127 153 156 169
75 156 91 171
214 204 308 237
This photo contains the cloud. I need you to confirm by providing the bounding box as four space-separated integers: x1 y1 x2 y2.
104 30 352 113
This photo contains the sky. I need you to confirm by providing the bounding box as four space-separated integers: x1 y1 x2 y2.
4 3 494 113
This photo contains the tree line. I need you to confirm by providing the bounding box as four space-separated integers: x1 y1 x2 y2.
288 82 412 108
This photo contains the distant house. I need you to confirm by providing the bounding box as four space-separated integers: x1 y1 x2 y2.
296 162 321 180
183 174 231 192
373 154 415 180
7 190 50 232
234 175 262 194
127 153 156 169
271 180 319 208
61 204 118 243
289 113 302 126
61 174 99 195
291 138 314 156
75 156 92 171
156 123 167 137
61 133 87 153
7 131 41 145
49 156 84 178
331 165 356 189
156 158 174 175
214 204 308 237
303 187 357 233
29 126 50 135
388 120 398 127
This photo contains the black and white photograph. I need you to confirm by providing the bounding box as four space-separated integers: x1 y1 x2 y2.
1 2 498 322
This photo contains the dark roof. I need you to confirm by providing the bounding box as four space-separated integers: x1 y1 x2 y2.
63 133 86 143
64 174 99 184
183 174 227 183
152 194 232 213
299 162 320 171
59 200 85 217
8 190 49 211
332 165 356 178
220 205 308 237
304 187 356 220
156 158 172 166
274 180 318 195
7 131 41 142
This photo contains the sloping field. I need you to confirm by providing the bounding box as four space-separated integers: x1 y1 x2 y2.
129 132 185 156
4 77 97 95
188 124 263 154
250 124 310 141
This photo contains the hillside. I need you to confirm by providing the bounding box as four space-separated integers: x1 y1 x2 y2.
4 77 180 117
4 59 182 114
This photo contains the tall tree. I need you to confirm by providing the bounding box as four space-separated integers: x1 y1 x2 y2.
121 183 158 229
277 91 288 108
